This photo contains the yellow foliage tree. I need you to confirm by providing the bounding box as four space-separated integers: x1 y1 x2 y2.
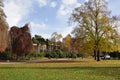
70 0 119 61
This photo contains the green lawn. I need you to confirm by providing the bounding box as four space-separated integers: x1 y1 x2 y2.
0 59 120 80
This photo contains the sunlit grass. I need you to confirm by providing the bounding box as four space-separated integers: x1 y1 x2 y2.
0 59 120 80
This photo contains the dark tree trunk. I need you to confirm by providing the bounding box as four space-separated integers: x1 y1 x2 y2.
97 50 100 61
46 39 49 52
94 49 96 60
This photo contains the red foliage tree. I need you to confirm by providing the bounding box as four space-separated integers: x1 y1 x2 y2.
9 23 33 57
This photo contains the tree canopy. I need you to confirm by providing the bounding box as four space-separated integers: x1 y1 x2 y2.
70 0 119 61
9 23 33 58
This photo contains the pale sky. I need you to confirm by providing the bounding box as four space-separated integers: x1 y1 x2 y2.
3 0 120 38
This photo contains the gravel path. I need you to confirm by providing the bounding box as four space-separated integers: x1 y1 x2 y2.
0 59 79 64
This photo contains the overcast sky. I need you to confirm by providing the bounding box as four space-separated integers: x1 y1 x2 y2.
3 0 120 38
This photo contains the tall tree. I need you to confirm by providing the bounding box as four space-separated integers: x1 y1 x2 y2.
51 32 62 50
32 35 46 53
70 0 119 61
63 34 72 53
51 32 62 42
0 0 8 52
10 24 33 58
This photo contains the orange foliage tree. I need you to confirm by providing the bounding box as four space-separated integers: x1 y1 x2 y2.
0 0 9 52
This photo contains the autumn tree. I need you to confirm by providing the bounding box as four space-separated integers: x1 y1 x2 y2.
51 32 62 50
70 0 119 61
72 37 94 56
10 23 33 59
0 0 9 52
63 34 72 53
51 32 62 42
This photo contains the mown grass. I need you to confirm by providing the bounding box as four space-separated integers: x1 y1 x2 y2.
0 59 120 80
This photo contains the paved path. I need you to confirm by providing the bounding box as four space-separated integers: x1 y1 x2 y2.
0 59 79 64
0 62 26 64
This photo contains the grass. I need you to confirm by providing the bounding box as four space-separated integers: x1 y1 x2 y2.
0 59 120 80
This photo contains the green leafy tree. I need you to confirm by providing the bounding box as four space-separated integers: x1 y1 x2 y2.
32 35 46 53
70 0 119 61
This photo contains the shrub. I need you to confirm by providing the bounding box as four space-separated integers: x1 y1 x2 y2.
26 52 45 60
45 52 51 58
67 52 77 58
45 50 67 58
0 51 11 60
58 50 66 58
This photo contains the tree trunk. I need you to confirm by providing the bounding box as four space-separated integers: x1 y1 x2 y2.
94 49 96 60
97 50 100 61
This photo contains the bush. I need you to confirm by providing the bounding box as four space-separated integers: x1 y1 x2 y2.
45 52 51 58
0 51 11 60
52 51 59 58
58 50 66 58
26 52 45 60
45 50 84 59
66 52 77 58
45 50 67 58
47 50 79 58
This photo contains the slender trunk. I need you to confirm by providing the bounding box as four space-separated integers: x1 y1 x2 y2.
97 50 100 61
94 49 96 60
